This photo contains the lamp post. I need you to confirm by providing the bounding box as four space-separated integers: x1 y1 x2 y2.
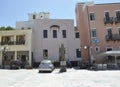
84 46 91 69
1 46 9 69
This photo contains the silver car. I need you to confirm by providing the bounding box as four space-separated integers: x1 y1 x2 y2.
39 60 54 73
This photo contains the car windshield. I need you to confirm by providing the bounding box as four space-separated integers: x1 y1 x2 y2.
40 60 52 65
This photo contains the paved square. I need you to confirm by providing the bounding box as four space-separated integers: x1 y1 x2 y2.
0 69 120 87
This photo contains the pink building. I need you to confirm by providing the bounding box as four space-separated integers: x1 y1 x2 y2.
76 2 120 66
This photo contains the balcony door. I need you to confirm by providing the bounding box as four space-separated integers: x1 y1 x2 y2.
105 12 110 20
116 11 120 20
107 28 112 39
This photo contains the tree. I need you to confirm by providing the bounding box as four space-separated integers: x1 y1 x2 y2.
0 26 15 31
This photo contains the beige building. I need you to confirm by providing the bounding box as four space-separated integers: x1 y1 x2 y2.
0 29 32 68
76 2 120 65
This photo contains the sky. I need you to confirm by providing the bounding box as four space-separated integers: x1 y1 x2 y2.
0 0 120 27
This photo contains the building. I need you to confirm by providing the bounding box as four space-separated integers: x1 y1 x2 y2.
16 12 81 66
16 12 50 30
0 29 32 68
76 2 120 65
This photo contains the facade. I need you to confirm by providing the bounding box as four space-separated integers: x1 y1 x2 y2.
16 12 81 65
76 2 120 65
0 29 32 68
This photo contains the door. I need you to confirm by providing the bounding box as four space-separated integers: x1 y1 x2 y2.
21 55 26 62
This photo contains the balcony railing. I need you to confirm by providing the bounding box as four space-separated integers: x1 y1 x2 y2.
115 17 120 24
104 17 120 24
0 41 25 45
104 17 114 24
106 34 120 41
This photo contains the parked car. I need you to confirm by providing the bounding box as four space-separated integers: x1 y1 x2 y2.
10 60 21 69
39 60 54 73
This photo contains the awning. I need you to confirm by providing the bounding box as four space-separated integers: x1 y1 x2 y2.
101 50 120 66
102 50 120 56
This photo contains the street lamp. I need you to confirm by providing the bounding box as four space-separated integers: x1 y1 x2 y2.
84 46 91 68
1 46 9 69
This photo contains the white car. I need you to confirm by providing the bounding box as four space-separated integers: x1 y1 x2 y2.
39 60 54 73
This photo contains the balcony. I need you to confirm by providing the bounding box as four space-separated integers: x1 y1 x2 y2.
115 17 120 24
16 41 25 45
0 41 14 45
104 17 114 24
106 34 120 41
0 41 25 45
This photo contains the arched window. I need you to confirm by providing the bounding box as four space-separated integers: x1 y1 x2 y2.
50 25 60 29
50 25 60 38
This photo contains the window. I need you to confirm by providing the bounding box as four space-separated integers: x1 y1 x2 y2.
21 27 24 30
91 29 97 37
16 35 25 45
118 28 120 35
43 30 48 38
76 49 81 58
62 30 66 38
43 49 48 58
106 47 112 51
107 28 112 39
28 27 31 29
2 36 10 43
116 11 120 20
53 30 57 38
75 32 80 38
89 12 95 21
33 14 36 19
95 47 100 52
105 12 110 20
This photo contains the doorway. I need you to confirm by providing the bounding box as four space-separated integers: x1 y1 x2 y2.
21 55 26 62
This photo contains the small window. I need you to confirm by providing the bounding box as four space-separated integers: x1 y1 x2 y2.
62 30 66 38
33 14 36 19
95 47 100 52
43 30 48 38
21 27 24 30
89 12 95 21
76 49 81 58
53 30 57 38
91 29 97 37
43 49 48 58
28 27 31 29
75 32 80 38
106 47 112 51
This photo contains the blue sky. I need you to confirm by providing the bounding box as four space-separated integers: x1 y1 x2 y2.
0 0 120 27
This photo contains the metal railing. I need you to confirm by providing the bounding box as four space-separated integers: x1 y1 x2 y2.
106 34 120 41
115 17 120 24
104 17 120 24
0 41 25 45
104 17 114 24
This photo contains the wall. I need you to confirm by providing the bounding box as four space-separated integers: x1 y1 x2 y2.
33 19 81 62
